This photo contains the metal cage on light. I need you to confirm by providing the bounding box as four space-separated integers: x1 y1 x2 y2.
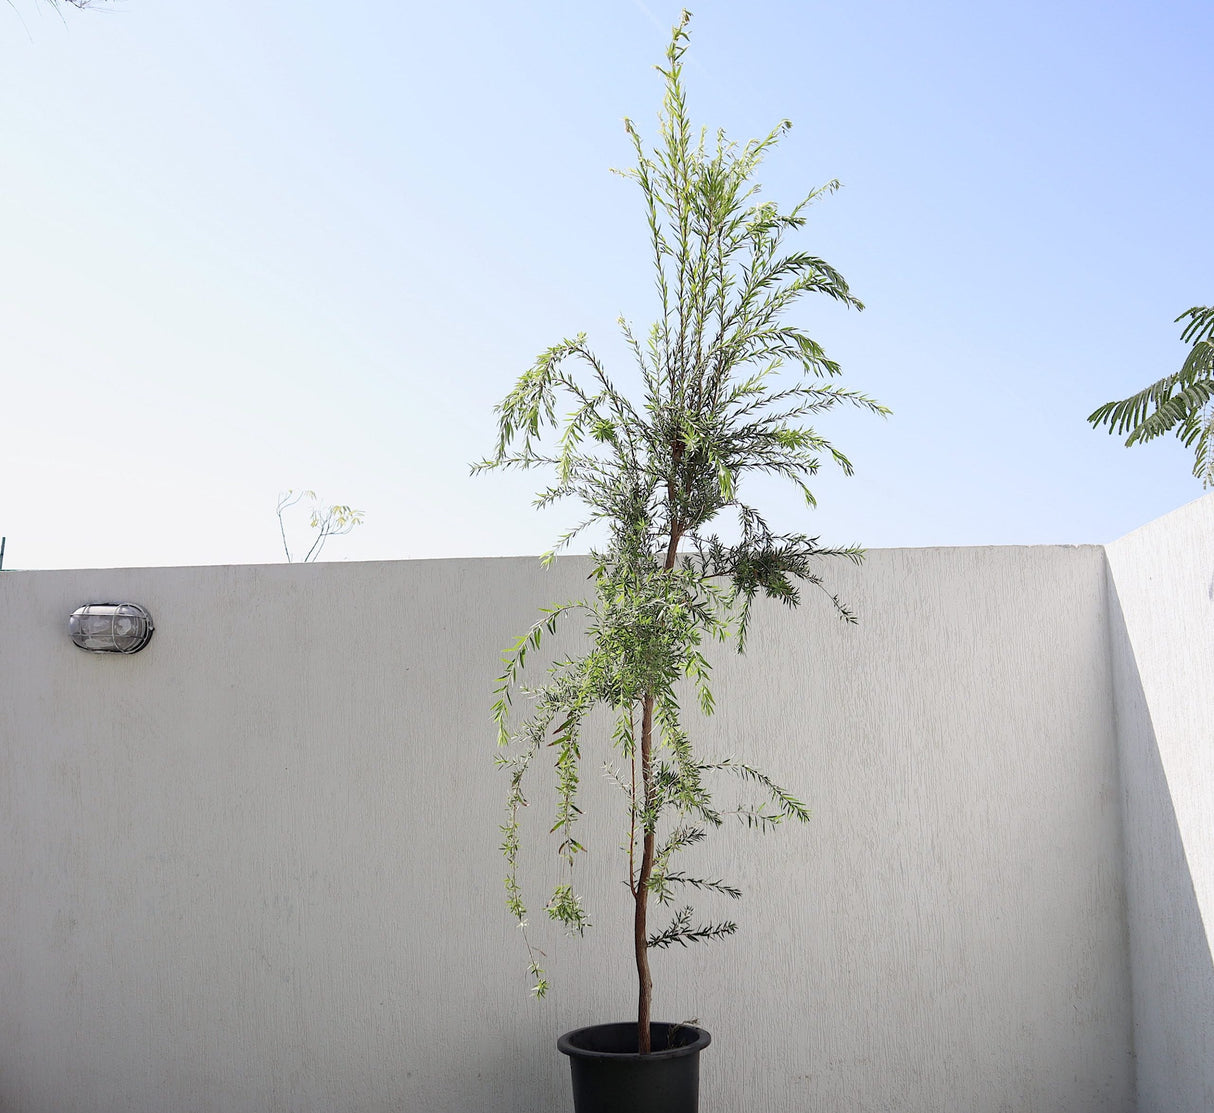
68 603 155 654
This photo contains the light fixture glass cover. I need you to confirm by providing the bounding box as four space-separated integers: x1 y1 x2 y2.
68 603 155 654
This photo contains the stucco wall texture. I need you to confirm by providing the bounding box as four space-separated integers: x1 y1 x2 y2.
1106 494 1214 1113
0 492 1209 1113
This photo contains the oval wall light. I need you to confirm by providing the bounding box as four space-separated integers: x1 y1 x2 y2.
68 603 155 654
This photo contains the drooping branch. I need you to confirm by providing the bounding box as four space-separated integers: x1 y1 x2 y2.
1088 305 1214 486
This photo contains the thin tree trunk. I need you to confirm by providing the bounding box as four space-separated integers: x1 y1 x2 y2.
634 518 683 1055
634 692 656 1054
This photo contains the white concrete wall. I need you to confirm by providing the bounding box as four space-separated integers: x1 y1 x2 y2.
1106 494 1214 1113
0 545 1136 1112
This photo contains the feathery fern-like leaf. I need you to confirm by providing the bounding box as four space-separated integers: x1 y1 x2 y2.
1088 304 1214 487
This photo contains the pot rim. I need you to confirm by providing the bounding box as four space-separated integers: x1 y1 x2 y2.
558 1021 711 1062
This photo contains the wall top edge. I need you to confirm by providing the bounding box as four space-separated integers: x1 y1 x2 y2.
1107 488 1214 548
0 554 548 577
0 543 1108 579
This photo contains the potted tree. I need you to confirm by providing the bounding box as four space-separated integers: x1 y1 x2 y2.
476 12 886 1112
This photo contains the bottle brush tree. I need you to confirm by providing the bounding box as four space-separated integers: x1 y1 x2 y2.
476 11 887 1056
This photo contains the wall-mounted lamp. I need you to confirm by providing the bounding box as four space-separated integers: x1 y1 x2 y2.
68 603 155 654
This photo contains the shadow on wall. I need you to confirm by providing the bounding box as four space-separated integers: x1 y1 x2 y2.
1108 588 1214 1112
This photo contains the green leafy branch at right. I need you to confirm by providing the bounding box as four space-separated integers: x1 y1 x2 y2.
1088 305 1214 486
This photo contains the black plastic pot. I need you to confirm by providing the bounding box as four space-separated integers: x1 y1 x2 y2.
557 1021 711 1113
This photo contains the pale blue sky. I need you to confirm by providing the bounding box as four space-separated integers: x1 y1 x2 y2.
2 0 1211 569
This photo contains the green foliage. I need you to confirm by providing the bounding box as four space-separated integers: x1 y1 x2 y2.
647 906 738 950
1088 305 1214 487
276 489 366 563
477 11 885 1001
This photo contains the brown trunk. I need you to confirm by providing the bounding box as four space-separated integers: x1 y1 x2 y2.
634 692 656 1054
633 525 683 1055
